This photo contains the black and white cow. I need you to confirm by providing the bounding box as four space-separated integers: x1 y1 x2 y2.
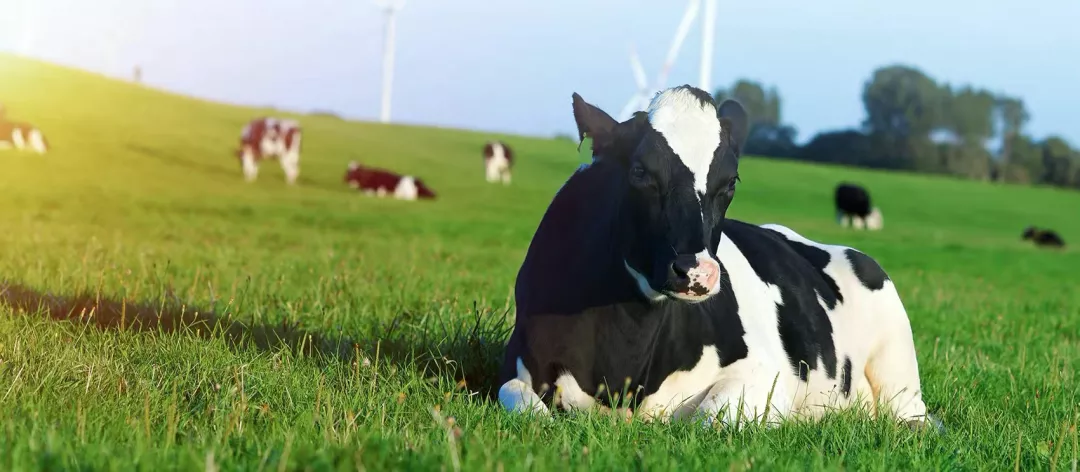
498 86 935 430
1022 226 1065 248
483 140 513 184
835 183 882 230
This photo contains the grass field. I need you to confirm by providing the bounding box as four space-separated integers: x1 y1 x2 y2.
1 53 1079 471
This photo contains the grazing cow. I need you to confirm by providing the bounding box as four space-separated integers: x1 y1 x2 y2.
343 161 436 201
498 86 936 431
236 117 302 184
483 140 513 184
834 183 882 230
0 120 49 154
1022 226 1065 248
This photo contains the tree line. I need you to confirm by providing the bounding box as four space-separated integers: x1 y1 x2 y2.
713 65 1080 189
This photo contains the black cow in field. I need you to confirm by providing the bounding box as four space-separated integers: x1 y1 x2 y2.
834 183 882 230
498 85 937 430
1022 226 1065 248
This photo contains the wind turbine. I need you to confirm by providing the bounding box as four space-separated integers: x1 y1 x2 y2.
616 44 650 123
699 0 717 94
617 0 718 122
375 0 406 123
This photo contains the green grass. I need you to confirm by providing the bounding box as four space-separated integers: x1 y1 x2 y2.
1 53 1079 471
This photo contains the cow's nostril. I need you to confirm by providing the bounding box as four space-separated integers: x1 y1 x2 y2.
670 262 689 278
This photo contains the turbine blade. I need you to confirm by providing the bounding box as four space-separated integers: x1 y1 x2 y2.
654 0 701 91
629 46 648 90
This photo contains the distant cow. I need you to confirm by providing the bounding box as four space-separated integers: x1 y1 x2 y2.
834 183 882 230
483 141 513 184
0 120 49 154
1022 226 1065 248
236 117 302 184
343 161 436 201
498 86 936 431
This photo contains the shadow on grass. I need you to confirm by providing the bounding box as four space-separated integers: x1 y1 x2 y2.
0 281 510 399
128 143 364 194
127 143 239 181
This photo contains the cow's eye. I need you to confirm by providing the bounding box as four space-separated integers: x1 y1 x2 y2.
726 174 740 193
629 163 651 186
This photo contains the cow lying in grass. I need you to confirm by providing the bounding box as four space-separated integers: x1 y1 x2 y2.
1022 226 1065 248
499 85 938 431
343 161 436 201
0 118 49 154
236 117 301 184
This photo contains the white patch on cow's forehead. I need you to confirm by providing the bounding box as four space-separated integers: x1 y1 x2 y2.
647 89 721 193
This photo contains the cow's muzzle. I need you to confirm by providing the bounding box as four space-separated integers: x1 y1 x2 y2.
664 252 721 302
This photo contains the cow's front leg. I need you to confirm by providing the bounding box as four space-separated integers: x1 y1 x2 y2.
498 379 549 414
497 358 549 415
280 152 300 185
241 149 259 182
695 369 792 429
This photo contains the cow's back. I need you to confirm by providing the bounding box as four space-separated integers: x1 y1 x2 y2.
835 184 871 216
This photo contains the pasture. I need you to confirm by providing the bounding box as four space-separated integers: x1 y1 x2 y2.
1 54 1079 470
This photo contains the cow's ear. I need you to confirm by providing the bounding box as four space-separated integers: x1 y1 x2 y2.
717 99 749 157
572 93 619 153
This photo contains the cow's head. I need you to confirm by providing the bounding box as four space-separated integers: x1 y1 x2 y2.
572 85 748 303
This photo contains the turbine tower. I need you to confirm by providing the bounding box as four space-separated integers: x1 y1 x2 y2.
617 0 719 122
699 0 717 94
375 0 406 123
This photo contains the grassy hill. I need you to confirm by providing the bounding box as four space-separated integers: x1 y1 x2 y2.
1 53 1078 470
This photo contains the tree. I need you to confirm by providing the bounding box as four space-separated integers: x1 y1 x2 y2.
1041 136 1079 186
745 123 799 158
941 85 996 144
998 134 1043 184
861 65 947 171
799 130 873 167
994 96 1030 182
713 79 793 157
713 79 781 126
862 65 944 138
937 142 993 180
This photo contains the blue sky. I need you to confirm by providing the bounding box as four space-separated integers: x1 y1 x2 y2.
2 0 1078 145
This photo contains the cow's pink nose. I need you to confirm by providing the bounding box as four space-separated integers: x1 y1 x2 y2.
685 259 720 295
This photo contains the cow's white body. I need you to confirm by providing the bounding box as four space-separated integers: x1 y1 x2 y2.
501 222 927 427
840 207 884 231
485 142 512 184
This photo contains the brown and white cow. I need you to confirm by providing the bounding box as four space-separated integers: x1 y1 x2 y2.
483 140 513 184
0 105 49 154
344 161 436 201
236 117 302 184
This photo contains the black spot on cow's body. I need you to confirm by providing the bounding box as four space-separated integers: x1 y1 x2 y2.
845 249 889 290
725 221 839 381
840 356 852 397
779 238 844 310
